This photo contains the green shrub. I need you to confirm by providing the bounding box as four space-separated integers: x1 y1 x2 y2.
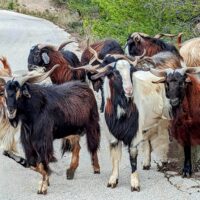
66 0 200 44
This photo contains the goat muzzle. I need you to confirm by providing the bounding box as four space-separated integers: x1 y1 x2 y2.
7 108 17 119
170 98 180 107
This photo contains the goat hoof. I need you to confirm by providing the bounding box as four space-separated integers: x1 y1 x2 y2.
3 150 8 156
131 186 140 192
37 190 47 195
143 165 150 170
182 172 192 178
66 168 75 180
94 169 100 174
107 179 118 188
107 183 117 188
182 165 192 178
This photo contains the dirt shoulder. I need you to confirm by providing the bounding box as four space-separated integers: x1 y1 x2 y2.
18 0 55 12
16 0 85 47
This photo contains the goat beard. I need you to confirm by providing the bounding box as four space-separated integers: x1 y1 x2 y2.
9 117 19 128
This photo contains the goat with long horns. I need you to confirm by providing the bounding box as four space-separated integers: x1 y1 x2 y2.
2 65 101 194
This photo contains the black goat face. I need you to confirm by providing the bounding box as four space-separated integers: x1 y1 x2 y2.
125 35 142 57
5 80 21 120
165 72 187 108
28 45 50 71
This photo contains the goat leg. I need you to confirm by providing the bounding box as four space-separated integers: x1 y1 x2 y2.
141 140 151 170
129 145 140 192
182 145 192 177
31 163 49 195
3 150 29 168
65 136 81 180
107 142 122 188
91 151 100 174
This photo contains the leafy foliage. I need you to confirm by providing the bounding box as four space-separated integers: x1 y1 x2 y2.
66 0 200 44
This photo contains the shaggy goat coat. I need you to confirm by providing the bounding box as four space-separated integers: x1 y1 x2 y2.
7 81 100 167
171 75 200 145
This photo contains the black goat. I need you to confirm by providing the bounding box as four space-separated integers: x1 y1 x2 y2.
27 42 100 180
26 40 123 178
3 67 100 194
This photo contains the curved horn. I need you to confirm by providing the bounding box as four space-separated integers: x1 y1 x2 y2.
113 50 146 66
139 56 156 66
0 76 12 83
150 68 167 77
88 46 103 63
154 33 177 39
96 62 116 73
109 50 146 66
167 67 200 76
86 38 103 64
68 64 100 73
131 49 146 66
132 33 142 42
91 62 116 80
15 64 60 86
185 67 200 74
38 44 58 51
131 32 149 38
177 32 183 49
58 41 75 51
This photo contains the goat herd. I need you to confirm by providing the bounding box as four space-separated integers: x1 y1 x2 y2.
0 32 200 194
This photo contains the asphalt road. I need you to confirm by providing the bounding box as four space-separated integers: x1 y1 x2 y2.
0 10 200 200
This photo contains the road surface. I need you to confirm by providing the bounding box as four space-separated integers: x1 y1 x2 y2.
0 10 200 200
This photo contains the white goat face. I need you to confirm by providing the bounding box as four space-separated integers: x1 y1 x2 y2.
115 60 133 97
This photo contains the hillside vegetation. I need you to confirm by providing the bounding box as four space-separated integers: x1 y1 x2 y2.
1 0 199 45
64 0 200 44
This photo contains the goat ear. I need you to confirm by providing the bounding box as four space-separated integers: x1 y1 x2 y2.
41 52 50 64
22 85 31 98
134 34 141 43
152 77 166 84
0 78 6 86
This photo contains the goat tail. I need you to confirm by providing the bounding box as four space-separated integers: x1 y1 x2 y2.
85 110 100 154
61 135 80 156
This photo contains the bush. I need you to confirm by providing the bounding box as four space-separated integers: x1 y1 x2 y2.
66 0 200 44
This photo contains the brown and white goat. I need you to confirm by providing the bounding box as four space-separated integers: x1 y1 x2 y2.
0 57 19 153
150 67 200 176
